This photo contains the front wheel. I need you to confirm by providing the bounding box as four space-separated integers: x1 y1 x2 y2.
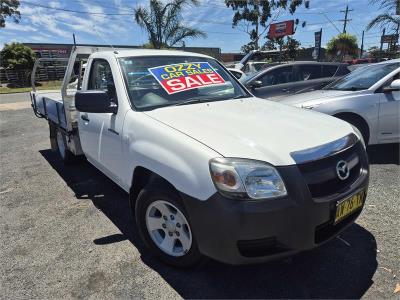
135 183 203 268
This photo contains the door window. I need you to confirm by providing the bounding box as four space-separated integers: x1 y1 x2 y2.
322 65 339 77
297 65 322 80
334 65 350 76
88 59 117 101
258 66 294 86
380 73 400 90
325 63 400 91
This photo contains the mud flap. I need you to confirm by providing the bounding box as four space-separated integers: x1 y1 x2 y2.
48 121 58 152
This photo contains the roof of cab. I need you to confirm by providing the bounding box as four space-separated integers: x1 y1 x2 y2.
102 49 212 59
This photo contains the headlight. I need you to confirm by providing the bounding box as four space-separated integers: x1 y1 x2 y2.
209 158 287 199
351 125 366 148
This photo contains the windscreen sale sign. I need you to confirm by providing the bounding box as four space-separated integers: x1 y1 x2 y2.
148 62 225 94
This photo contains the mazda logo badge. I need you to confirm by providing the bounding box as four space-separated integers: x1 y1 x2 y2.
336 160 350 180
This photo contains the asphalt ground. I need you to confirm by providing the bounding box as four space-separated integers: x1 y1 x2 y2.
1 93 399 299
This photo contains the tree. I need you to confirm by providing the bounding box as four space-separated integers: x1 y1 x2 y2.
134 0 206 49
1 42 36 86
367 46 385 58
261 39 277 51
283 37 301 60
260 37 300 61
225 0 308 52
0 0 20 28
326 33 358 61
241 41 258 53
1 42 35 69
367 0 400 31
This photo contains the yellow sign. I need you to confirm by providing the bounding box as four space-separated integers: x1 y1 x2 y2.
335 190 365 224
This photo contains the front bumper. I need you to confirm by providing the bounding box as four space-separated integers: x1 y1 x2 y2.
181 146 369 265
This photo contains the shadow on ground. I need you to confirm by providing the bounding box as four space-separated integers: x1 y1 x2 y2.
40 149 378 299
367 143 399 165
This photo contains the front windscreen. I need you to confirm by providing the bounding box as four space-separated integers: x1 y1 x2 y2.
118 56 249 110
325 62 400 91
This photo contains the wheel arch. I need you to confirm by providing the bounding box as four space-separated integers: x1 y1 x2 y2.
129 166 178 207
334 112 370 144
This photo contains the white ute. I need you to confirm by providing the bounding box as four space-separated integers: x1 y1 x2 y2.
31 46 369 267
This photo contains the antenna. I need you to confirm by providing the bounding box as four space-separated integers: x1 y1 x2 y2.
92 26 118 54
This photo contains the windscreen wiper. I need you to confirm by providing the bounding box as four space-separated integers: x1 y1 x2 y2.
174 98 207 106
232 95 251 99
174 95 250 106
343 86 364 91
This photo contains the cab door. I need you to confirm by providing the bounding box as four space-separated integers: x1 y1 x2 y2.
78 59 102 162
78 58 124 182
378 75 400 143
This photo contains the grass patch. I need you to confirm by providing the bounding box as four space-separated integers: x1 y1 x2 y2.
0 81 63 94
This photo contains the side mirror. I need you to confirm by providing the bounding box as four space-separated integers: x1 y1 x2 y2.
249 80 263 89
75 90 117 113
383 79 400 93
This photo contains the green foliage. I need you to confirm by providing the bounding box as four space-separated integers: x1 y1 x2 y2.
241 41 258 53
367 13 400 31
141 42 168 49
367 46 385 58
134 0 206 49
283 37 301 60
0 0 20 28
225 0 307 52
367 0 400 31
260 37 300 60
262 39 277 51
1 42 36 69
326 33 358 61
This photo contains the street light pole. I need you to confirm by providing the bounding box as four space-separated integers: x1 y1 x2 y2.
340 5 353 34
360 30 364 58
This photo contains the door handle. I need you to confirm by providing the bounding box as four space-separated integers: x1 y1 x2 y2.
81 114 89 122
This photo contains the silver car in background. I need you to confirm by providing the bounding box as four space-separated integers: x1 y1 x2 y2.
281 59 400 145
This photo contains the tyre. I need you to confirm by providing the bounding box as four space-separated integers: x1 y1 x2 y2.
135 181 203 268
55 127 75 164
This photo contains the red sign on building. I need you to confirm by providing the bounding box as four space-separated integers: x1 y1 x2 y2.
268 20 295 39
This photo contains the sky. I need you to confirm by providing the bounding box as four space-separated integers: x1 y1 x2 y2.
0 0 390 53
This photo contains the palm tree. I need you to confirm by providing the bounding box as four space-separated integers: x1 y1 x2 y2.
367 0 400 31
134 0 206 49
326 33 358 61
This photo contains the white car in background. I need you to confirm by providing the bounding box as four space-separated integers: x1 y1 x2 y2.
227 68 245 80
242 61 272 73
281 59 400 145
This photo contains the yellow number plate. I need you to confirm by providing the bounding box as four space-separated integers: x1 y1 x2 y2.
334 190 365 224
